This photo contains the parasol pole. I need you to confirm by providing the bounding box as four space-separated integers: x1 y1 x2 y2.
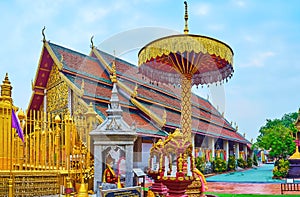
180 74 192 141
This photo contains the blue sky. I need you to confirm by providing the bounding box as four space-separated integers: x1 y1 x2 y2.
1 0 300 142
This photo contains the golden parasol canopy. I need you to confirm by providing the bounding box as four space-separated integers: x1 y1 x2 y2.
138 34 234 86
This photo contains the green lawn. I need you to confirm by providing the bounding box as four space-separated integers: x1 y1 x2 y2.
206 193 300 197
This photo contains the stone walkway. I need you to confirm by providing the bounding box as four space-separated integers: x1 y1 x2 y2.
206 182 300 195
204 163 300 195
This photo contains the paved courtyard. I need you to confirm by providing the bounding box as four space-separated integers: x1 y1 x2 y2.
205 164 300 195
206 182 283 194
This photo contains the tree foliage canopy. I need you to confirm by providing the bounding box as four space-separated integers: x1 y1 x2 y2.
255 112 298 159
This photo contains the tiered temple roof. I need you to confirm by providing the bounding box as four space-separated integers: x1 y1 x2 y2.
28 41 249 143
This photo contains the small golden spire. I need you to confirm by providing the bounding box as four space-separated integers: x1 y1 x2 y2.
18 108 26 121
184 1 189 34
110 50 117 83
77 176 88 197
1 73 12 98
55 115 61 123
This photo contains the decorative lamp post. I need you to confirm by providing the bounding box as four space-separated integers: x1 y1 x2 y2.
139 2 234 196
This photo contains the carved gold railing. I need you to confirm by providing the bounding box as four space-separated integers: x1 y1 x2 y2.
0 107 94 196
0 171 60 197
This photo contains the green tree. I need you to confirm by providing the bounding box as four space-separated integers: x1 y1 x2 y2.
273 159 289 178
256 112 297 159
246 157 253 168
195 156 206 173
253 154 258 166
281 112 298 129
227 155 236 171
237 158 247 168
212 157 227 173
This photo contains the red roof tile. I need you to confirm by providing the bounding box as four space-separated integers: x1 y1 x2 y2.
59 49 109 81
29 44 249 144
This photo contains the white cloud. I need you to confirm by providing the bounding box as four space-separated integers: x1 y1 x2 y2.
80 7 110 23
207 24 225 31
240 51 275 67
233 0 246 7
192 3 211 16
243 35 256 43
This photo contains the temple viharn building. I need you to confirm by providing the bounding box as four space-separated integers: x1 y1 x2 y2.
28 35 251 167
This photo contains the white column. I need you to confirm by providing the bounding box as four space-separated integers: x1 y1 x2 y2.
210 137 215 160
125 144 134 187
235 143 240 159
93 145 103 192
244 144 248 160
224 140 229 162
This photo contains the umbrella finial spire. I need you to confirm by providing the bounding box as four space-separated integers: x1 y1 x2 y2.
184 1 189 34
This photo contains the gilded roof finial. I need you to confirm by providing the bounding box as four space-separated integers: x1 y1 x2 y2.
110 50 117 83
60 54 64 63
184 1 189 34
42 26 46 42
132 84 138 98
162 109 167 124
90 35 94 48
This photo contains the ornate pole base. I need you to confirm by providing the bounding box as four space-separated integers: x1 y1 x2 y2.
151 180 168 196
162 178 192 197
185 180 203 197
148 172 168 196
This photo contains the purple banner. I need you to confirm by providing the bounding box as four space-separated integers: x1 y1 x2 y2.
12 109 24 142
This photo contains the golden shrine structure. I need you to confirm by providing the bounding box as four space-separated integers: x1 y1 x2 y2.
139 2 236 196
0 2 251 196
287 110 300 178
